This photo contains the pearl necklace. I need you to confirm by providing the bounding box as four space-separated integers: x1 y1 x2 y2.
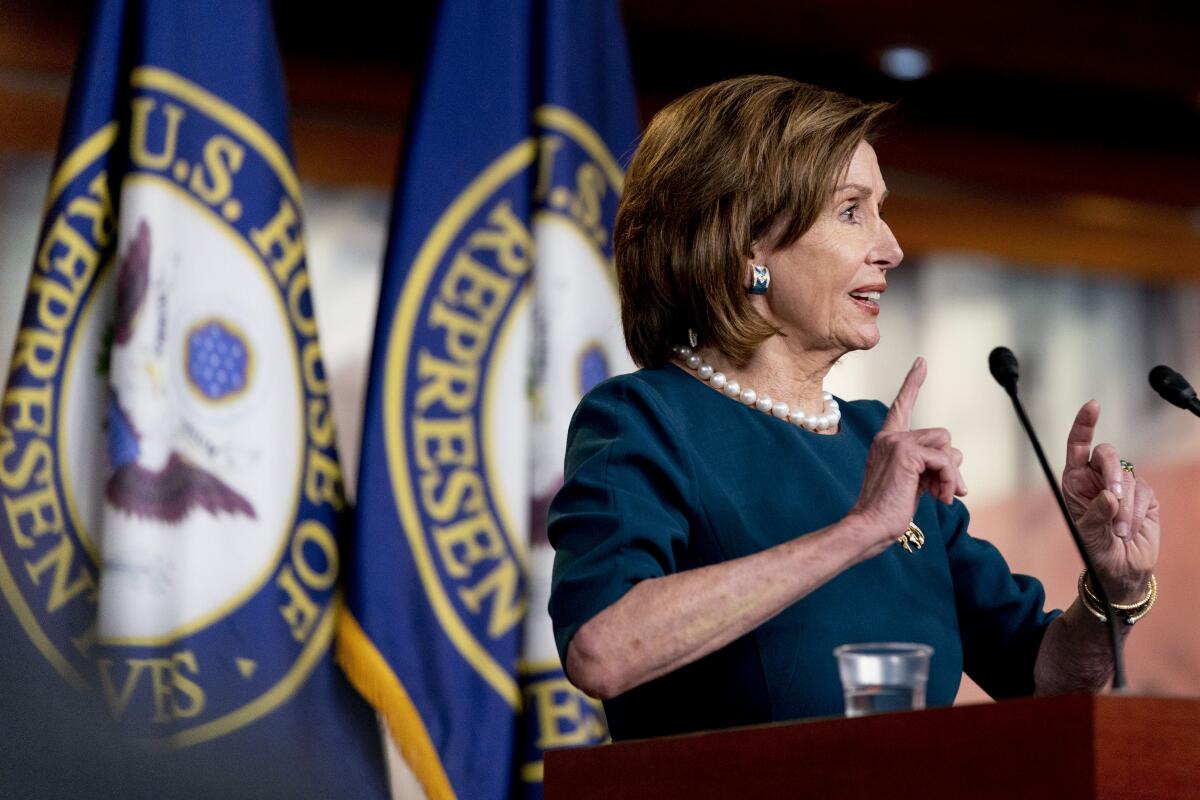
673 345 841 432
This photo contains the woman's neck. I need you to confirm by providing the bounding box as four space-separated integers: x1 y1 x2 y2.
691 335 840 418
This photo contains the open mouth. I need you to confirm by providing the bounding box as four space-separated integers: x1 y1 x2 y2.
848 289 882 315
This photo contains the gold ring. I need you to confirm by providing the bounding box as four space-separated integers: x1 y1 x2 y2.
1120 459 1135 477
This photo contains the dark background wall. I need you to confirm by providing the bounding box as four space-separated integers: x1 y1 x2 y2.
1 0 1197 277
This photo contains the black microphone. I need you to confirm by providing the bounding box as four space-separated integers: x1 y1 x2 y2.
1149 365 1200 417
987 346 1127 690
988 346 1020 395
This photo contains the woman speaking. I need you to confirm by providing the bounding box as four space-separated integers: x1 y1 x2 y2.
546 76 1161 741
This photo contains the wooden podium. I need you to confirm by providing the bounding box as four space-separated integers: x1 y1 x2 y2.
545 695 1200 799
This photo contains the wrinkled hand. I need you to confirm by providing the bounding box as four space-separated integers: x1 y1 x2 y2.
1061 401 1159 603
850 358 968 557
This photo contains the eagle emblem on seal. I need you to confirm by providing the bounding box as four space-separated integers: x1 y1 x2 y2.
104 219 257 524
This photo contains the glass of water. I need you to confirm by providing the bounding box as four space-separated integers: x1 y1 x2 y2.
833 642 933 718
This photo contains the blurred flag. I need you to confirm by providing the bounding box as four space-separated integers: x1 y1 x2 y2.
0 1 386 795
337 0 638 797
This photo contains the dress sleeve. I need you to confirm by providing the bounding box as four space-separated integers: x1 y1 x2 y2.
546 378 695 667
940 499 1063 698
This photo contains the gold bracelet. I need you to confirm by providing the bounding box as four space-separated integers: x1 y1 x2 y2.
1081 571 1157 622
1076 571 1105 621
1077 570 1157 624
1082 571 1156 611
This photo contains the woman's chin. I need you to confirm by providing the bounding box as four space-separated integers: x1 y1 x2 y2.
842 326 881 353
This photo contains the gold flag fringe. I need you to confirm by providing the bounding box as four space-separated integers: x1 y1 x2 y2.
336 606 456 800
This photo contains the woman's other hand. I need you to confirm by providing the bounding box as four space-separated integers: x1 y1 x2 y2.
849 357 968 558
1061 401 1160 603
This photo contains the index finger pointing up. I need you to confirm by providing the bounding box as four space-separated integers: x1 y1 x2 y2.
882 357 927 432
1065 399 1101 471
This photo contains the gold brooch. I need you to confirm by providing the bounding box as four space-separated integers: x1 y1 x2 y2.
898 521 925 553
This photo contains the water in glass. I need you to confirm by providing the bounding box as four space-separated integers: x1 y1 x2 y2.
842 684 924 717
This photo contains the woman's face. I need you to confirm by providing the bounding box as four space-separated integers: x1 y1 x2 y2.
753 140 903 358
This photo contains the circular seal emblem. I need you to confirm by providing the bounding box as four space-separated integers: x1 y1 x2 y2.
382 102 630 749
0 67 343 746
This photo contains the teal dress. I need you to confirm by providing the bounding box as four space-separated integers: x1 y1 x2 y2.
547 364 1059 741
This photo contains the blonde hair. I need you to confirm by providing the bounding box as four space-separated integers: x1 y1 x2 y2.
615 76 893 367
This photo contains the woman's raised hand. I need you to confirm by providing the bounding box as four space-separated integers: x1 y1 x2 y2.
1060 401 1159 602
849 358 968 556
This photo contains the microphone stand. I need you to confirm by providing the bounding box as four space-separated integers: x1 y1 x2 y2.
997 384 1127 691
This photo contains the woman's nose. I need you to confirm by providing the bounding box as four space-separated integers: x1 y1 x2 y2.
872 222 903 270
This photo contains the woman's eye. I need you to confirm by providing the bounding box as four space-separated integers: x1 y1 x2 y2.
840 203 859 222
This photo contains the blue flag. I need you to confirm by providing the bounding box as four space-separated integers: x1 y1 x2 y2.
338 1 639 798
0 1 386 795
